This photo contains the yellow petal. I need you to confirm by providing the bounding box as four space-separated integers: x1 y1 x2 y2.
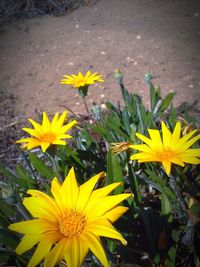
61 167 79 209
104 206 129 223
91 182 122 199
170 157 185 167
171 121 181 144
15 234 40 255
24 190 61 222
42 112 51 131
85 71 91 79
86 194 131 220
51 178 65 211
56 111 67 128
176 129 198 148
28 119 42 132
51 112 59 127
80 232 109 267
86 218 127 245
22 128 40 138
8 219 57 235
44 238 68 267
28 232 61 267
162 160 172 176
26 139 41 150
135 133 152 146
16 137 38 144
181 156 200 164
183 148 200 156
52 140 66 145
130 144 153 153
60 120 78 133
40 142 50 152
179 134 200 151
77 238 89 267
148 129 163 150
64 237 89 267
130 152 159 162
76 172 105 212
161 121 172 148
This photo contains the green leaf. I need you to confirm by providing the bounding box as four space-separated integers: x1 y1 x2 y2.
106 150 124 194
0 199 16 217
128 164 142 205
0 251 10 265
161 192 171 215
149 82 157 110
153 99 162 114
159 92 176 112
0 164 18 181
166 244 178 267
16 165 36 189
0 229 18 249
0 181 14 199
28 153 53 179
121 108 131 135
63 146 85 168
190 202 200 217
145 168 176 201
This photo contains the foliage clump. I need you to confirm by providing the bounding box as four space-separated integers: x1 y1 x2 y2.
0 70 200 267
0 0 90 27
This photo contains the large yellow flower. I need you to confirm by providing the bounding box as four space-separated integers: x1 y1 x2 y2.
130 121 200 175
60 71 104 88
16 111 77 152
9 167 131 267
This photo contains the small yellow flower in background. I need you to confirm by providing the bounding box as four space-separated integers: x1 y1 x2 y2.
9 167 131 267
16 111 77 153
111 142 131 154
60 71 104 89
130 121 200 176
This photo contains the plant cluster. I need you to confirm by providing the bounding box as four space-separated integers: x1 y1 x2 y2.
0 70 200 267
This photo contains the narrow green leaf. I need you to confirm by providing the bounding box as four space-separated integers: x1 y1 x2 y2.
128 164 142 205
106 150 124 194
190 202 200 217
0 199 16 217
159 92 176 112
0 164 18 181
149 82 156 110
28 153 53 179
16 165 33 181
166 244 178 267
161 192 171 215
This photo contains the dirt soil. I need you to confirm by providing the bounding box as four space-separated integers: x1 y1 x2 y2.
0 0 200 167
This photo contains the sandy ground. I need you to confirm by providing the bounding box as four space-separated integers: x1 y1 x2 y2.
0 0 200 120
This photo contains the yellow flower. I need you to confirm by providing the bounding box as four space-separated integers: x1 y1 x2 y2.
16 111 77 152
130 121 200 175
9 167 131 267
60 71 104 88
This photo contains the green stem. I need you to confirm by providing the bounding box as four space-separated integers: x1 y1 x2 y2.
83 97 90 116
16 191 31 220
46 148 62 182
169 174 189 219
18 147 37 181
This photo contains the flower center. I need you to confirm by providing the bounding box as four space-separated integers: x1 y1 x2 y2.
39 132 56 143
76 79 86 87
158 148 176 161
58 211 86 238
